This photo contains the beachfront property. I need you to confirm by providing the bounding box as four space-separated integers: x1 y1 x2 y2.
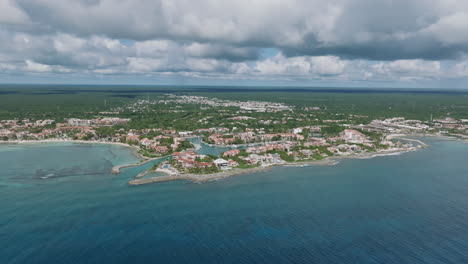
223 149 241 157
1 91 464 178
339 129 369 144
213 158 229 169
67 118 130 127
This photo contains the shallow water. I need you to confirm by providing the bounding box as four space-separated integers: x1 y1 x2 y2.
1 138 468 263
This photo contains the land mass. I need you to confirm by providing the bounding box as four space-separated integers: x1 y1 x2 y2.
1 91 466 185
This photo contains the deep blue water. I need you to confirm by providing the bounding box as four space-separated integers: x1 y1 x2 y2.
1 138 468 263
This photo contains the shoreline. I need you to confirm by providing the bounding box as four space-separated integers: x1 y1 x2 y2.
128 145 419 186
128 166 274 185
0 139 168 173
0 138 141 152
111 156 166 174
0 135 443 186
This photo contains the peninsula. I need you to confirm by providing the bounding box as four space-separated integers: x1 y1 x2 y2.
2 93 465 185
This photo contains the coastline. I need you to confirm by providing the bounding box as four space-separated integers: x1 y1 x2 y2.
0 139 141 153
0 139 168 174
128 166 274 185
0 135 441 186
389 133 468 143
128 145 419 186
111 157 165 174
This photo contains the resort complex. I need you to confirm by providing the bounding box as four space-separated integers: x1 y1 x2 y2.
1 95 466 184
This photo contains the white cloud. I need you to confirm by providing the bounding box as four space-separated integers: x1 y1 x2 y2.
2 0 468 84
254 54 347 77
0 0 29 24
25 60 51 72
423 12 468 45
372 60 441 80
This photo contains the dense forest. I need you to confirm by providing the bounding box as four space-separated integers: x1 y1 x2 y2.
1 85 468 122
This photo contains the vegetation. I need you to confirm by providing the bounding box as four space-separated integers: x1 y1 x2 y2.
2 85 468 125
187 165 220 174
321 124 345 136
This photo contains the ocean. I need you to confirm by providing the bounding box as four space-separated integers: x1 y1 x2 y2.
1 138 468 263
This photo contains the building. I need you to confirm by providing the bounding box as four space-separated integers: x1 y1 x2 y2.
340 129 368 143
223 149 240 157
140 138 153 147
292 128 303 134
227 160 239 167
126 134 140 143
67 118 94 126
213 158 229 168
178 131 193 137
153 145 169 153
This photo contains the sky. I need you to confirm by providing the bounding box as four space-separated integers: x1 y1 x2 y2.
1 0 468 88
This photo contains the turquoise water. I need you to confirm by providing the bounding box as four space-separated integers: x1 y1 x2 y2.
189 137 233 156
1 138 468 263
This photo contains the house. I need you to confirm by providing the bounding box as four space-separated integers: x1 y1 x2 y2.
223 149 240 157
126 134 140 143
300 149 314 156
304 137 329 147
197 162 213 168
237 132 255 142
339 129 368 143
153 145 169 153
241 156 257 165
67 118 94 126
279 133 304 140
98 118 130 125
227 159 239 167
180 158 197 168
140 138 153 147
208 134 237 145
178 131 193 137
172 150 197 160
213 158 229 167
248 154 263 163
327 137 342 143
196 128 213 133
292 128 303 134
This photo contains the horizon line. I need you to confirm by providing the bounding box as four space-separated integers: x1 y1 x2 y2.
0 83 468 91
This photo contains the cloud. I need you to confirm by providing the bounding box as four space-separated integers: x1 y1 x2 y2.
254 54 347 77
372 60 441 80
0 0 29 24
423 12 468 46
1 0 468 84
10 0 468 60
25 60 51 72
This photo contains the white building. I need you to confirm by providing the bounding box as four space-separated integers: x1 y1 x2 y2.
292 128 303 134
340 129 368 143
67 118 94 126
213 158 229 167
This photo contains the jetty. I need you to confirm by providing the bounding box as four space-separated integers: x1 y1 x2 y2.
128 166 272 186
111 160 149 174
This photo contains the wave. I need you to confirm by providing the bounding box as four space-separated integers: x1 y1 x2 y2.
359 152 403 159
40 173 55 179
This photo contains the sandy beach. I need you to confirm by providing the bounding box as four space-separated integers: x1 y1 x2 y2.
0 139 141 153
0 139 170 174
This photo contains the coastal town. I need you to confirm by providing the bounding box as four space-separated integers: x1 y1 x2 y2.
1 94 467 184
